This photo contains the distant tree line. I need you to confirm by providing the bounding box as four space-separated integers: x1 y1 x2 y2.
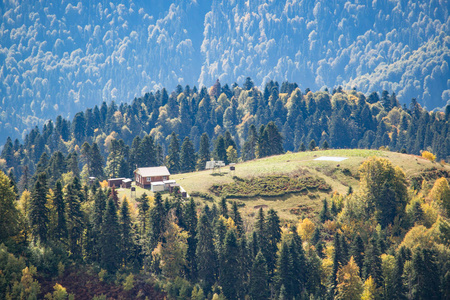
1 80 449 186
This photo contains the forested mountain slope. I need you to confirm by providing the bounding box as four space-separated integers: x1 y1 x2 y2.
2 82 449 187
1 0 449 143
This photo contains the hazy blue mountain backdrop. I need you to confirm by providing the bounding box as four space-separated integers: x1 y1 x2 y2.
1 0 449 143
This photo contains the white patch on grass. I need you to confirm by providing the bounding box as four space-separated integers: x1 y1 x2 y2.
314 156 348 162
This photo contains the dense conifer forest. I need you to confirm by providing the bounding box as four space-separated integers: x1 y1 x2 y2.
0 81 450 299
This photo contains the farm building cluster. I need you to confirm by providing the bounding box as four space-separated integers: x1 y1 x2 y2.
107 166 187 197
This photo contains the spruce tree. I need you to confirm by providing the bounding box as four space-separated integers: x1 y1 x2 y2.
276 241 294 298
167 132 181 173
184 198 198 281
230 201 244 236
350 235 364 277
319 198 331 222
411 248 441 300
196 211 218 292
250 251 269 300
66 181 83 260
180 136 196 173
101 198 120 274
266 209 281 278
242 124 258 161
92 189 106 263
120 199 133 268
137 193 149 235
219 197 228 219
53 180 67 242
220 230 240 300
197 133 211 170
213 135 227 164
149 192 166 247
363 237 383 288
30 172 49 244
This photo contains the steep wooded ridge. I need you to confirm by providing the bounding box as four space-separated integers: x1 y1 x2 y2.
1 82 449 185
1 0 449 143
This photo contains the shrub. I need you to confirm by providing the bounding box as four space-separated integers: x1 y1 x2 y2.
422 151 436 162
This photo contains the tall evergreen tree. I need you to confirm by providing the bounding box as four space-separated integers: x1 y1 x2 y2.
30 172 49 244
196 211 218 292
213 135 227 164
167 132 181 173
266 209 281 278
276 241 294 298
53 180 67 242
220 230 240 300
66 180 83 260
265 121 284 156
149 192 166 247
180 136 196 173
363 237 383 288
242 124 258 161
249 251 269 300
197 133 211 170
101 198 120 274
184 198 198 281
119 199 134 268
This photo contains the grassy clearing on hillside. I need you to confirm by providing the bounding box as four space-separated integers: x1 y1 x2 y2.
118 149 449 223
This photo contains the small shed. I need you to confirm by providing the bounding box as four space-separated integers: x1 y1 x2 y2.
163 180 176 191
108 177 125 188
121 178 132 189
151 181 165 192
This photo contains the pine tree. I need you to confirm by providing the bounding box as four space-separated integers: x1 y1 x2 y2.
180 137 196 173
250 251 269 300
167 132 181 173
30 172 49 244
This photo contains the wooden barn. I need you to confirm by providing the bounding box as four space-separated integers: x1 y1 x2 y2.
134 166 171 189
108 178 125 188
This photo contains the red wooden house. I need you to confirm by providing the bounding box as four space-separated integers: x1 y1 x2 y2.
134 166 170 189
